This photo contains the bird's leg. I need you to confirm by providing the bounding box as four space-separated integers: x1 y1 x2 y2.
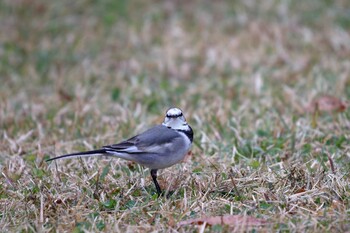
150 169 162 196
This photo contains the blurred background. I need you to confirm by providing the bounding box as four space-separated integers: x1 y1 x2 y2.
1 0 349 164
2 1 349 110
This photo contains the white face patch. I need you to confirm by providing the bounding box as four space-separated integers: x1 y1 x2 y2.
162 107 190 131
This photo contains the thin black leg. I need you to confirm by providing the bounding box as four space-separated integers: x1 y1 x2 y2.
150 169 162 196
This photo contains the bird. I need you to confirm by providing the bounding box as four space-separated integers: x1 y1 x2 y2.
46 107 193 196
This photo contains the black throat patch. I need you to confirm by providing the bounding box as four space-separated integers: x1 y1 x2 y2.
177 125 194 142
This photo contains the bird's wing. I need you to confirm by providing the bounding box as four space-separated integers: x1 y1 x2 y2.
103 125 181 154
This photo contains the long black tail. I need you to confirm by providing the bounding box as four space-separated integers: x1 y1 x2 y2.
46 149 107 162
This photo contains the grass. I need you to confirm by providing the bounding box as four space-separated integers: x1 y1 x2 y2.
1 0 349 232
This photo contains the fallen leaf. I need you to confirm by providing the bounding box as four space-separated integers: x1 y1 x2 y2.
294 187 306 194
58 88 74 102
178 215 267 227
306 95 347 113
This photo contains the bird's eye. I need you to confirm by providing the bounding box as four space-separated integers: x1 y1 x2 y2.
166 112 182 118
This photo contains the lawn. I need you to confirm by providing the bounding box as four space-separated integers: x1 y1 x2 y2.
1 0 349 232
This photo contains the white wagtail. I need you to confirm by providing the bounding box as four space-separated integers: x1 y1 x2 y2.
47 107 193 196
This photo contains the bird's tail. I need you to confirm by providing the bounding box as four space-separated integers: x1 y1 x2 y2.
46 149 107 162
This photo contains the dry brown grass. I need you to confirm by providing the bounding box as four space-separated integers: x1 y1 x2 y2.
1 0 349 232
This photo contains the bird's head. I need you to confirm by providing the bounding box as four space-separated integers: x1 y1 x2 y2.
162 107 189 130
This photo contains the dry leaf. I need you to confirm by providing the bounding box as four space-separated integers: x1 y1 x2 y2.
306 95 347 113
294 187 306 194
178 215 267 227
58 88 74 102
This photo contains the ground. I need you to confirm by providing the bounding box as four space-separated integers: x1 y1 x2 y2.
0 0 349 232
